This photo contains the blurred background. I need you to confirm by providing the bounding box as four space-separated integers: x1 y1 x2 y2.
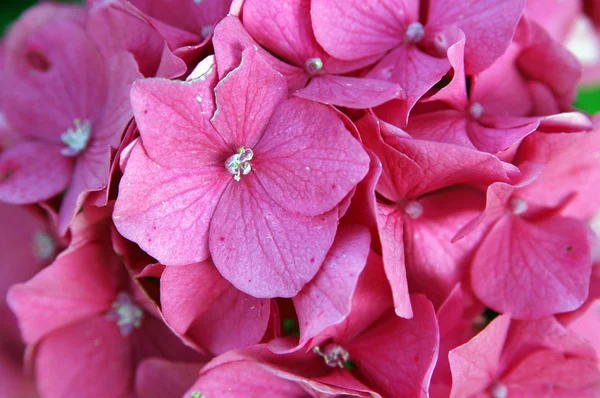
1 0 600 113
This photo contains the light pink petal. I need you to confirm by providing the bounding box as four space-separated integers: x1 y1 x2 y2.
502 349 600 395
348 295 439 398
161 261 270 355
243 0 322 66
113 142 230 266
293 225 371 346
209 173 338 298
35 316 134 398
212 16 308 90
295 74 402 108
427 0 526 73
370 45 450 125
471 215 592 319
448 314 511 398
253 97 369 216
404 188 486 307
311 0 414 60
7 240 122 345
130 75 229 168
211 48 287 149
3 18 106 141
135 359 204 398
376 203 412 318
526 0 581 41
566 300 600 358
186 361 310 398
0 141 73 204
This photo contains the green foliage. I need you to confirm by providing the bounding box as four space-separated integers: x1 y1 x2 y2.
575 85 600 115
0 0 82 35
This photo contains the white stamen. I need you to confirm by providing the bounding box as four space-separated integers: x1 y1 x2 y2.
60 119 91 156
201 25 213 39
225 147 254 181
105 292 144 336
313 343 350 368
404 201 424 219
196 95 203 103
510 197 528 215
489 382 508 398
404 22 425 44
32 231 55 261
469 102 484 119
304 57 324 75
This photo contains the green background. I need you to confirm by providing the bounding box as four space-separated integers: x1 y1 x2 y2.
1 1 600 114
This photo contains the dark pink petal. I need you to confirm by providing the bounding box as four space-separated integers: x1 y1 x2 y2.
0 141 72 204
211 48 287 149
427 0 526 73
113 142 230 266
130 75 229 168
135 359 204 398
213 16 308 90
448 314 511 398
295 74 402 109
35 316 133 398
370 45 450 125
376 203 412 318
185 360 310 398
253 97 369 216
293 225 371 346
209 173 338 298
7 241 121 345
243 0 321 66
471 215 592 319
311 0 415 60
3 18 106 141
161 261 270 355
467 116 540 153
348 295 439 398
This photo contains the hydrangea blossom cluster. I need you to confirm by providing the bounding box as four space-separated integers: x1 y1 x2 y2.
1 0 600 397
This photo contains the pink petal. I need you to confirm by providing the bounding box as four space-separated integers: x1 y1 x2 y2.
376 203 412 318
348 295 439 398
0 141 73 204
130 75 229 168
311 0 414 60
502 349 600 395
135 359 203 398
295 74 402 108
211 48 287 149
293 225 371 346
213 16 308 90
7 240 122 345
253 97 369 216
404 188 486 307
113 142 230 266
185 360 310 398
161 261 270 355
243 0 322 66
35 316 134 398
471 215 592 319
3 17 107 141
427 0 526 73
209 172 338 298
448 314 511 398
370 45 450 125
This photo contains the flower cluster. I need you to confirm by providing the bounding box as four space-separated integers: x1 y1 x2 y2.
1 0 600 397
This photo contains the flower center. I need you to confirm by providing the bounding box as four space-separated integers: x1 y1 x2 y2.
304 57 324 76
32 231 55 261
469 102 484 119
488 381 508 398
313 343 350 368
61 119 92 156
225 147 254 181
404 200 424 219
105 292 144 337
404 22 425 44
509 197 528 215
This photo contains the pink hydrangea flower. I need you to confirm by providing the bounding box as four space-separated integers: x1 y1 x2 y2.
114 48 369 297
